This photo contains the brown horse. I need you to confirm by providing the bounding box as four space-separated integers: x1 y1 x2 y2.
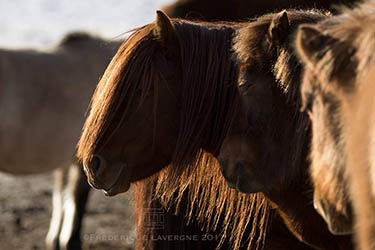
162 0 360 21
76 11 320 250
0 33 121 250
295 1 375 248
217 9 355 249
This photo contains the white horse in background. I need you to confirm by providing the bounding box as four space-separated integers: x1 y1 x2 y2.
0 32 121 250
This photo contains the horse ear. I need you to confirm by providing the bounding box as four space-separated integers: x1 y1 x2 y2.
153 10 177 49
296 25 327 65
268 11 290 46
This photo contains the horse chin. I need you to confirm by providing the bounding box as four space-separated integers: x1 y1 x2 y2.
324 210 353 235
103 164 132 197
218 159 264 193
327 220 353 235
234 169 264 194
224 176 263 194
314 198 353 235
235 180 263 194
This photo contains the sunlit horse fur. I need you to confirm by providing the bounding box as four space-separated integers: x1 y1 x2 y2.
296 1 375 248
0 33 120 250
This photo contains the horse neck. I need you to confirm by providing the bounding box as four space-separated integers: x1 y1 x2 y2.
270 193 353 250
265 164 353 250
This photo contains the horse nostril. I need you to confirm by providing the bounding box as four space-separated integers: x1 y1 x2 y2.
90 155 107 178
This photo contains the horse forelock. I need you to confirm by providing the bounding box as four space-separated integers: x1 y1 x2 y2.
77 24 160 162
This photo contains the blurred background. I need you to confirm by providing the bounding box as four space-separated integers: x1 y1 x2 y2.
0 0 174 48
0 1 173 250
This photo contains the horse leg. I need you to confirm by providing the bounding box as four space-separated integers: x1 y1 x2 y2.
58 163 91 250
45 168 67 250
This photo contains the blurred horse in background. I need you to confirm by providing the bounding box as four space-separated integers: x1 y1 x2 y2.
296 1 375 248
0 33 120 250
162 0 360 21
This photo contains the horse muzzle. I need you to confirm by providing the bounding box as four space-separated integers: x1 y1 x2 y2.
217 159 263 193
313 196 353 235
83 155 132 196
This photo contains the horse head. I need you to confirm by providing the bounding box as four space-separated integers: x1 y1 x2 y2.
295 16 361 235
77 11 238 196
77 11 182 196
218 11 308 195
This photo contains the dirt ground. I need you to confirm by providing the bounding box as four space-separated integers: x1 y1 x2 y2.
0 171 135 250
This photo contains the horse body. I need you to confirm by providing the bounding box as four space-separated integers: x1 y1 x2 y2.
217 10 354 249
162 0 360 21
295 1 375 248
0 33 121 249
0 35 119 175
2 52 82 174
